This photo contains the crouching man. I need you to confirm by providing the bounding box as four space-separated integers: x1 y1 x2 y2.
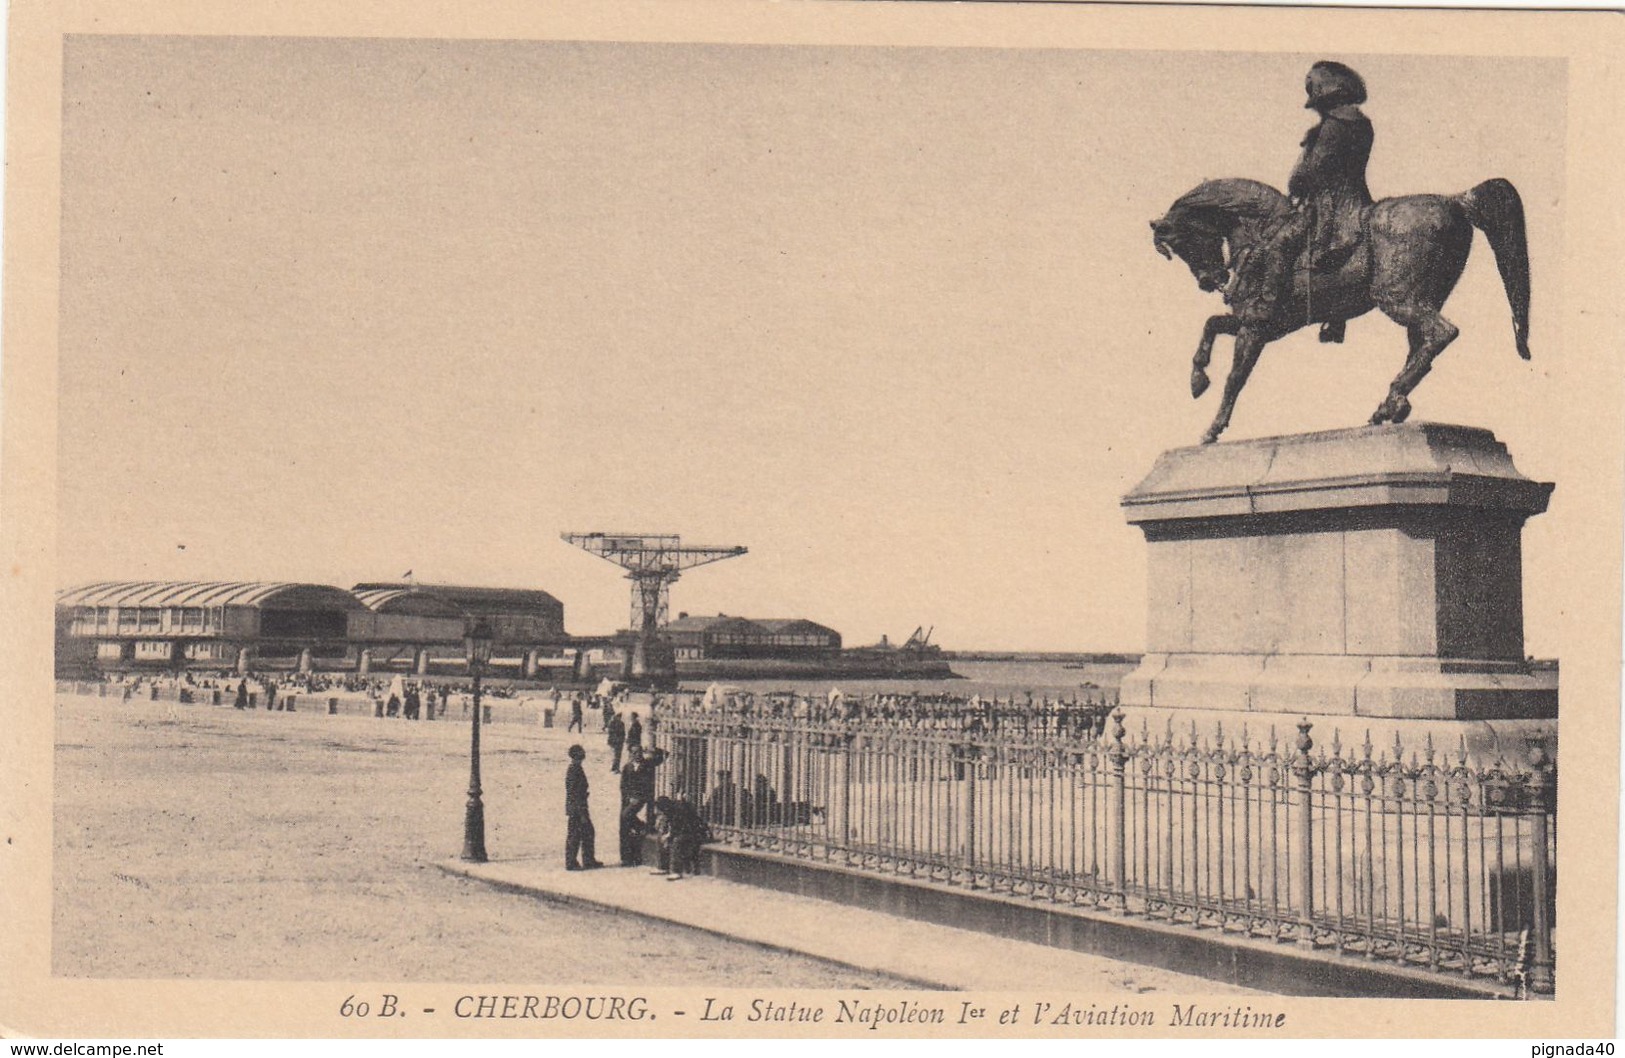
652 796 711 881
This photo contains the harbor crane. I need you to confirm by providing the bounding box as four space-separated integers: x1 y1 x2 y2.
560 532 747 683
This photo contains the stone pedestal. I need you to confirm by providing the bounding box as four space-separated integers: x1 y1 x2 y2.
1120 423 1556 721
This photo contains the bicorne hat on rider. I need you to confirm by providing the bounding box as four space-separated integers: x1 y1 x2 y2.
1304 61 1367 109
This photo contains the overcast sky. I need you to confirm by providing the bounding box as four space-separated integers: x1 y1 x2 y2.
58 38 1567 651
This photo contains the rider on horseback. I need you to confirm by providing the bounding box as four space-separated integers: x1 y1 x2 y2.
1233 61 1374 343
1154 65 1534 444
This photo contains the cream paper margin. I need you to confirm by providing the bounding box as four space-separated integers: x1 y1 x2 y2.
2 0 1622 1040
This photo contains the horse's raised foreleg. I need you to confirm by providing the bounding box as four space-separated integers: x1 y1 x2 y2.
1201 328 1266 444
1192 314 1240 399
1372 309 1459 424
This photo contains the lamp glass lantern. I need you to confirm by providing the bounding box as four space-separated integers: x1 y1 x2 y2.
465 618 495 670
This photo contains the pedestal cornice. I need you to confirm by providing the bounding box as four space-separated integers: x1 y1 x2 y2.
1123 422 1553 527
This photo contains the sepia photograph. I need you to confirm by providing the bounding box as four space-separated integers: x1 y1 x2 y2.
3 0 1622 1042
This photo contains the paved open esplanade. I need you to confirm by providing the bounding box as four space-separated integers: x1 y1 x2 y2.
1119 423 1556 720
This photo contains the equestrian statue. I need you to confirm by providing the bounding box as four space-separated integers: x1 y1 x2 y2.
1149 61 1531 444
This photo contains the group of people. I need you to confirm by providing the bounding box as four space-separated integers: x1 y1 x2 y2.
604 710 644 772
659 687 1119 736
563 739 710 882
382 681 440 719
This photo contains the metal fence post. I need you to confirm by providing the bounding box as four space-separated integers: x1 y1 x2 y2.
1159 737 1174 899
839 731 853 851
1293 719 1316 949
1185 721 1201 909
733 731 750 829
782 740 795 825
964 746 977 877
1108 709 1129 913
1526 738 1555 995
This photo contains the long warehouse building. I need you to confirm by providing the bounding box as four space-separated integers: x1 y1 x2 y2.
56 580 573 677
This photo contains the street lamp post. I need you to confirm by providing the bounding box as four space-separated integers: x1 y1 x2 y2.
461 617 494 863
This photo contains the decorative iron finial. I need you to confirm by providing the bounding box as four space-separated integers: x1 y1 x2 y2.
1295 718 1313 756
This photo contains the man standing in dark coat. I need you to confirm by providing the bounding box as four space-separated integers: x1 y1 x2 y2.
1234 60 1374 342
564 744 603 871
618 748 649 866
607 712 627 773
617 746 668 865
626 712 643 755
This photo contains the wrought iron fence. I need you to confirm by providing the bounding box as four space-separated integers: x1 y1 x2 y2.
652 708 1555 993
669 690 1119 735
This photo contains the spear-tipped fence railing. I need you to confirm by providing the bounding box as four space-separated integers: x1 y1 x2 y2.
651 707 1555 993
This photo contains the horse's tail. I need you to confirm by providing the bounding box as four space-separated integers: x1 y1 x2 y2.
1459 178 1532 359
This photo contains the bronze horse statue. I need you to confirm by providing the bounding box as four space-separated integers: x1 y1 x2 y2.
1149 177 1531 443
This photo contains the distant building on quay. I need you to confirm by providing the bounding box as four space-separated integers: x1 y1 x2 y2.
662 613 842 660
55 580 573 678
54 581 841 679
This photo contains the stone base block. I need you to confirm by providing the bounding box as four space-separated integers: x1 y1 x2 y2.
1122 652 1557 721
1120 423 1558 724
1112 701 1556 767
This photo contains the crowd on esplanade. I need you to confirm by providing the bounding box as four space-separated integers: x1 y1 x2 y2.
662 686 1119 737
77 670 1117 732
83 668 535 717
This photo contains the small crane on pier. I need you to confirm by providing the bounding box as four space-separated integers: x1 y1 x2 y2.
560 532 748 682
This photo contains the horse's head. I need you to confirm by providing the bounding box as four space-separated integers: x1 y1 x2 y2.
1150 215 1229 294
1150 180 1288 296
